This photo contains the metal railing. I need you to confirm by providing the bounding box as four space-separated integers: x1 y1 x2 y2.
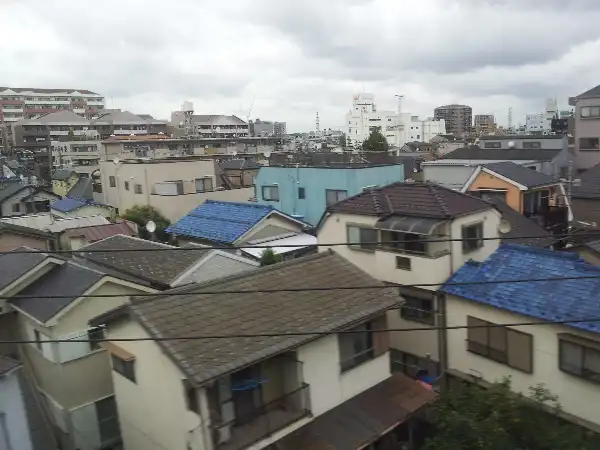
212 383 311 450
340 347 375 373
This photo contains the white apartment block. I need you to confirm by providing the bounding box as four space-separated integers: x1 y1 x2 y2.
0 87 105 123
345 93 445 149
170 111 249 138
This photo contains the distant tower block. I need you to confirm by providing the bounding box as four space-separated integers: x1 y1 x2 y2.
316 112 320 132
508 107 513 131
182 101 195 136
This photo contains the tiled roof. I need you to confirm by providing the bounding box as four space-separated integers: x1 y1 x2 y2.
478 135 564 140
576 84 600 100
442 146 562 161
482 162 558 189
20 110 90 125
0 248 48 291
571 163 600 199
327 182 493 219
0 183 28 203
0 213 110 232
166 200 277 244
441 244 600 335
52 169 76 181
128 251 399 385
66 177 93 200
486 198 553 248
0 356 21 376
77 235 211 286
51 197 109 213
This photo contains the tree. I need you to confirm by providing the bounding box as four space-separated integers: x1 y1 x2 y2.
424 378 599 450
120 205 170 241
259 248 281 266
362 129 389 152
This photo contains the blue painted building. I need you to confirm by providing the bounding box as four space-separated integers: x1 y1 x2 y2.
254 163 404 225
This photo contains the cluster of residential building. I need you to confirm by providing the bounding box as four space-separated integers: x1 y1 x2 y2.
1 81 600 450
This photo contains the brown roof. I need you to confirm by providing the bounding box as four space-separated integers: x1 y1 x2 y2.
275 373 436 450
127 251 399 385
328 182 493 219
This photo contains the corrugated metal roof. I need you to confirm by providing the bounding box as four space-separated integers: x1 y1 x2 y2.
62 222 137 242
0 214 109 232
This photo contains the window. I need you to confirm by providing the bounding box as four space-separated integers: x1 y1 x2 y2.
523 141 542 149
339 322 374 372
262 185 279 201
401 296 434 324
325 189 348 206
462 223 483 253
484 141 501 149
298 187 305 199
195 177 213 193
391 349 440 379
477 190 506 203
95 396 120 444
111 354 136 383
347 225 378 251
580 106 600 118
124 181 129 191
12 203 20 213
134 184 142 194
109 176 116 187
381 230 427 254
88 327 104 351
559 337 600 383
396 255 411 270
579 137 600 150
183 380 199 413
466 316 533 373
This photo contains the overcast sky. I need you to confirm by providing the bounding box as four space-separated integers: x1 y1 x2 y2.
2 0 600 132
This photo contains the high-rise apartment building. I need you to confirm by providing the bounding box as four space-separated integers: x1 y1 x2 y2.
434 104 472 137
0 87 105 124
473 114 496 136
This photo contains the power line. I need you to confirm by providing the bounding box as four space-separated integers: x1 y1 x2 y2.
5 274 600 301
6 317 600 345
0 230 596 256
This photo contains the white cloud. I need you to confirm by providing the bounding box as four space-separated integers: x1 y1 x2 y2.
1 0 599 131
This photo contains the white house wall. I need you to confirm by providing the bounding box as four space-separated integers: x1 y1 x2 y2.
0 369 33 450
446 296 600 430
172 253 257 286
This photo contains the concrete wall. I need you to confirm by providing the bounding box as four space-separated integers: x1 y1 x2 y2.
0 367 34 450
255 165 404 225
446 295 600 430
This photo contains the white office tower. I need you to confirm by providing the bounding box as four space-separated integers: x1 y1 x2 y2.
545 97 559 130
345 93 445 149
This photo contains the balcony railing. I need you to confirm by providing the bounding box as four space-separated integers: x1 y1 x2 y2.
212 383 311 450
379 244 450 259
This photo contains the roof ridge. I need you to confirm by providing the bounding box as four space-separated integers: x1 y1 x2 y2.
500 243 594 263
131 250 336 306
428 184 451 216
203 200 272 209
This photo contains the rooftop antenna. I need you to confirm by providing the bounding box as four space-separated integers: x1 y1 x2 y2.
316 112 320 133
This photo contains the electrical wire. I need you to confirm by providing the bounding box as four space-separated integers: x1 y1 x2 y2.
0 230 596 255
5 317 600 345
4 273 600 300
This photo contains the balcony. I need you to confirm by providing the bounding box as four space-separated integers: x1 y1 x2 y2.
209 353 310 450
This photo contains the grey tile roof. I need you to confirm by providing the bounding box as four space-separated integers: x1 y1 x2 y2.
92 111 149 125
486 198 554 248
576 84 600 100
0 249 48 291
0 183 28 203
52 169 76 181
442 146 562 161
571 163 600 199
66 177 93 200
22 110 90 125
77 235 211 286
483 162 558 188
11 261 105 323
0 356 21 376
129 251 399 385
328 182 493 219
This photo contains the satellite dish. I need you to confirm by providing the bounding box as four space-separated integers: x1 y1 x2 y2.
146 221 157 233
264 150 272 158
112 157 120 165
498 219 512 234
